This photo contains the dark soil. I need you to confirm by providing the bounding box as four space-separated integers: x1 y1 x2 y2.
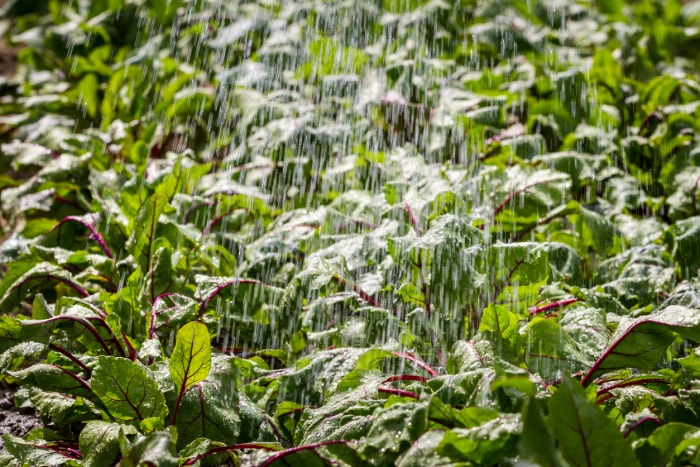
0 37 18 78
0 384 43 452
0 0 19 79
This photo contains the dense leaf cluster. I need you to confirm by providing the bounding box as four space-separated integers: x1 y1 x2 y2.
1 0 700 465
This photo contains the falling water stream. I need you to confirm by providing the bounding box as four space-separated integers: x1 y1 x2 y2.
2 0 700 464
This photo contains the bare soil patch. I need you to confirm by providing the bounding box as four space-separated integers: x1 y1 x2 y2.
0 384 43 452
0 37 18 78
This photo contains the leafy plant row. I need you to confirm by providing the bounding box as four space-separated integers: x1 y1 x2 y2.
1 0 700 465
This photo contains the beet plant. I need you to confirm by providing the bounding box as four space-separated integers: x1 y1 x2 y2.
1 0 700 465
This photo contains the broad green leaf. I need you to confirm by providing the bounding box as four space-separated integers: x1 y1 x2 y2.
360 402 428 466
0 316 23 353
260 441 362 467
296 386 382 445
150 293 199 336
667 216 700 278
79 421 137 467
396 431 450 467
569 205 622 255
633 422 700 466
396 415 520 466
149 245 174 298
10 363 91 398
0 262 88 313
120 430 179 467
479 304 521 362
548 375 640 467
77 73 99 118
92 356 168 428
479 304 518 340
582 305 700 384
174 381 240 449
428 396 500 429
165 89 213 120
524 318 587 380
436 415 520 464
25 386 99 427
126 193 169 273
169 321 212 394
2 435 75 466
519 399 565 467
560 307 610 364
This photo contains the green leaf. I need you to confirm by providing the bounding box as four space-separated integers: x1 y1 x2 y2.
165 89 213 120
174 381 240 450
79 421 137 467
126 194 169 273
519 399 565 467
296 386 382 445
667 216 700 278
479 305 519 339
77 73 99 119
0 262 88 313
395 431 447 466
582 305 700 384
359 402 428 466
436 415 520 464
10 363 91 398
92 356 168 428
397 415 520 466
260 441 362 467
634 422 700 466
560 307 610 365
548 375 640 467
120 430 179 467
25 386 99 427
169 321 211 394
524 318 586 380
2 435 75 466
479 304 521 363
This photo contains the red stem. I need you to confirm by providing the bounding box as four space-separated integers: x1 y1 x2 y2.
199 279 281 316
529 298 578 316
382 374 429 384
183 443 279 465
37 316 112 355
49 363 92 393
335 219 378 232
623 416 662 438
15 274 89 298
391 351 439 377
378 386 420 399
596 376 670 398
170 382 187 426
57 216 113 258
405 201 422 234
330 275 386 310
49 343 92 376
581 316 678 386
260 440 349 467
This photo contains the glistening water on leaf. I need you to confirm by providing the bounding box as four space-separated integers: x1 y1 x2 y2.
168 321 212 425
0 0 700 465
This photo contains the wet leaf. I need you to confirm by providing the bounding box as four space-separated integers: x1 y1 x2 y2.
548 375 640 467
92 356 168 428
79 421 137 467
583 305 700 384
169 321 212 394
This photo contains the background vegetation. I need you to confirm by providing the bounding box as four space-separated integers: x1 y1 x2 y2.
1 0 700 465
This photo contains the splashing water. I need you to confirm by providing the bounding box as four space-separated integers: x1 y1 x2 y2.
2 0 700 464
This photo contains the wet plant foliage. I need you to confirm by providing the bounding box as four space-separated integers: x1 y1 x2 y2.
1 0 700 465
